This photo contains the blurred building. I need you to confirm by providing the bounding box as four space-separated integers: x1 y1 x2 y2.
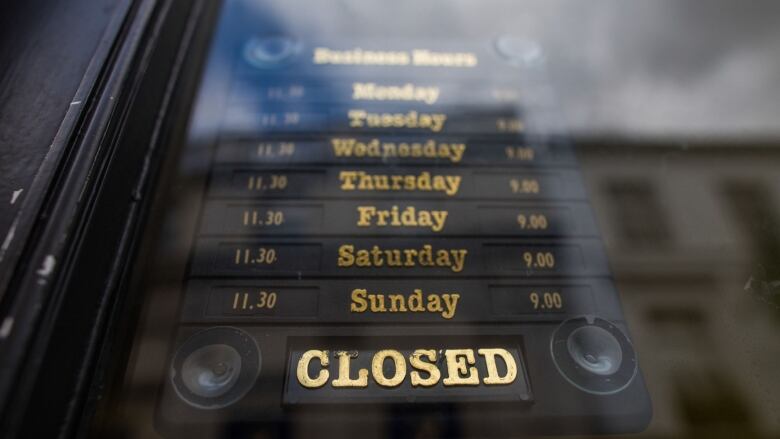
582 145 780 438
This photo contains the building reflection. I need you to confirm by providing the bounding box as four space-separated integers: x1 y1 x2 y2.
581 144 780 438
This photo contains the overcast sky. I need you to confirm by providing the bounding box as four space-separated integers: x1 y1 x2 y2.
249 0 780 139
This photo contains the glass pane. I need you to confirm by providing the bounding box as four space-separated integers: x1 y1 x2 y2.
93 1 780 438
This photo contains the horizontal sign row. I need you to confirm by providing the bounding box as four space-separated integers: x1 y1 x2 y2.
199 200 599 237
190 237 610 277
207 167 587 200
229 77 547 109
180 278 624 324
214 137 575 167
222 103 530 136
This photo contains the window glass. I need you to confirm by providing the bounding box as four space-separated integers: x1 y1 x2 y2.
92 1 780 438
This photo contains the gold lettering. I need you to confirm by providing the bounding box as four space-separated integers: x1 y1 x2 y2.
338 171 461 196
347 109 447 132
444 175 461 196
313 47 410 66
348 109 367 128
408 289 425 312
338 245 355 267
297 350 329 388
350 289 367 312
443 349 479 386
412 49 478 67
449 143 466 162
409 349 441 387
352 82 440 105
356 206 375 227
478 348 518 385
313 48 477 68
339 244 467 273
354 205 448 232
388 294 408 312
441 294 460 319
330 138 467 163
339 171 358 190
368 293 387 312
371 350 407 387
296 347 520 390
348 288 459 320
430 210 448 232
332 351 368 388
426 294 443 314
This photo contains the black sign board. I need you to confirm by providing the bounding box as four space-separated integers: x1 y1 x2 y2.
150 0 652 435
